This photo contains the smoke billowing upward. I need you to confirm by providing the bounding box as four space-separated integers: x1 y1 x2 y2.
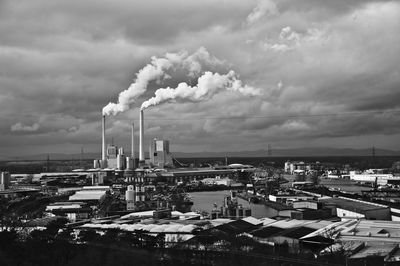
11 122 40 132
102 47 223 116
141 70 262 110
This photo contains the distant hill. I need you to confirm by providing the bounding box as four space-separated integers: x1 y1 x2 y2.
1 147 399 161
173 147 400 158
2 152 101 161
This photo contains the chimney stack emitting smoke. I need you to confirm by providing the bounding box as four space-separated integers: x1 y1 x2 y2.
102 115 106 161
139 109 145 162
102 47 222 117
100 47 261 168
131 123 135 168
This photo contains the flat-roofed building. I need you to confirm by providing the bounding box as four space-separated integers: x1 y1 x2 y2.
319 196 391 220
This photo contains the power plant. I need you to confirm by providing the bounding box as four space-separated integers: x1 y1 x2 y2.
95 109 172 171
94 113 136 171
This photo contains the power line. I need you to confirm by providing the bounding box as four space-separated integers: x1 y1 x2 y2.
138 109 400 121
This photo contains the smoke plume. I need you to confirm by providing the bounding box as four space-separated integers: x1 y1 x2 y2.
11 122 40 132
102 47 222 116
141 70 261 110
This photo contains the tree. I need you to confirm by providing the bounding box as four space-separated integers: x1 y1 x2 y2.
78 229 100 243
0 229 18 250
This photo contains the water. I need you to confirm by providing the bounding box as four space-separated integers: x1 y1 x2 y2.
189 190 274 218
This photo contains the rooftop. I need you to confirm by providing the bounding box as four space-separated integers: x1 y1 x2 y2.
319 197 388 213
350 244 398 259
215 219 261 235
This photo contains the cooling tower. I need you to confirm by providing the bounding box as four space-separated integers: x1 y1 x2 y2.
139 109 145 162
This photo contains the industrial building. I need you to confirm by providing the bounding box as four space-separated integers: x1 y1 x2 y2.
319 196 391 220
68 185 110 203
0 171 10 191
93 109 257 192
149 138 173 168
46 202 92 222
94 115 135 170
349 169 400 186
125 184 145 210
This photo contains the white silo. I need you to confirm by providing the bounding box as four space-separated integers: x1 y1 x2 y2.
0 172 9 191
126 157 133 170
117 154 124 170
126 185 135 201
126 185 135 210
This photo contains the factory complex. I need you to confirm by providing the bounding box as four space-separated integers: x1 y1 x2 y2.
1 109 400 266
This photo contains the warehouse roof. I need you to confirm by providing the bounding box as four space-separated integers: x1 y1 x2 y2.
69 190 106 201
215 219 261 235
319 197 388 213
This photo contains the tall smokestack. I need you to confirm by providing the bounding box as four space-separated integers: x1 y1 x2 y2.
139 109 145 162
102 115 106 161
131 123 135 168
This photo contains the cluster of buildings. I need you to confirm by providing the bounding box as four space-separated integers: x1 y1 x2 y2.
45 207 400 265
0 170 41 199
285 160 400 187
94 111 173 171
262 187 400 222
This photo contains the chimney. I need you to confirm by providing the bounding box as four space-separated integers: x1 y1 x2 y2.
131 123 135 168
139 109 145 162
102 115 106 161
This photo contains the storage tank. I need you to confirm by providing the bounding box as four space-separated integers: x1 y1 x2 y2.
117 154 124 170
126 157 133 170
125 185 135 201
93 160 100 169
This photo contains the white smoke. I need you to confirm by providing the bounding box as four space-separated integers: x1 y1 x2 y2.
11 122 40 132
141 70 262 110
102 47 223 116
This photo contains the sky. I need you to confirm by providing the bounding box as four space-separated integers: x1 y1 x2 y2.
0 0 399 157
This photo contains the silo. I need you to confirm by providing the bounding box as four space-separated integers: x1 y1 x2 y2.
117 154 124 170
126 157 133 170
126 185 136 210
125 185 135 201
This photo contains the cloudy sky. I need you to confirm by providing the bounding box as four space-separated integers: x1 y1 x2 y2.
1 0 399 157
